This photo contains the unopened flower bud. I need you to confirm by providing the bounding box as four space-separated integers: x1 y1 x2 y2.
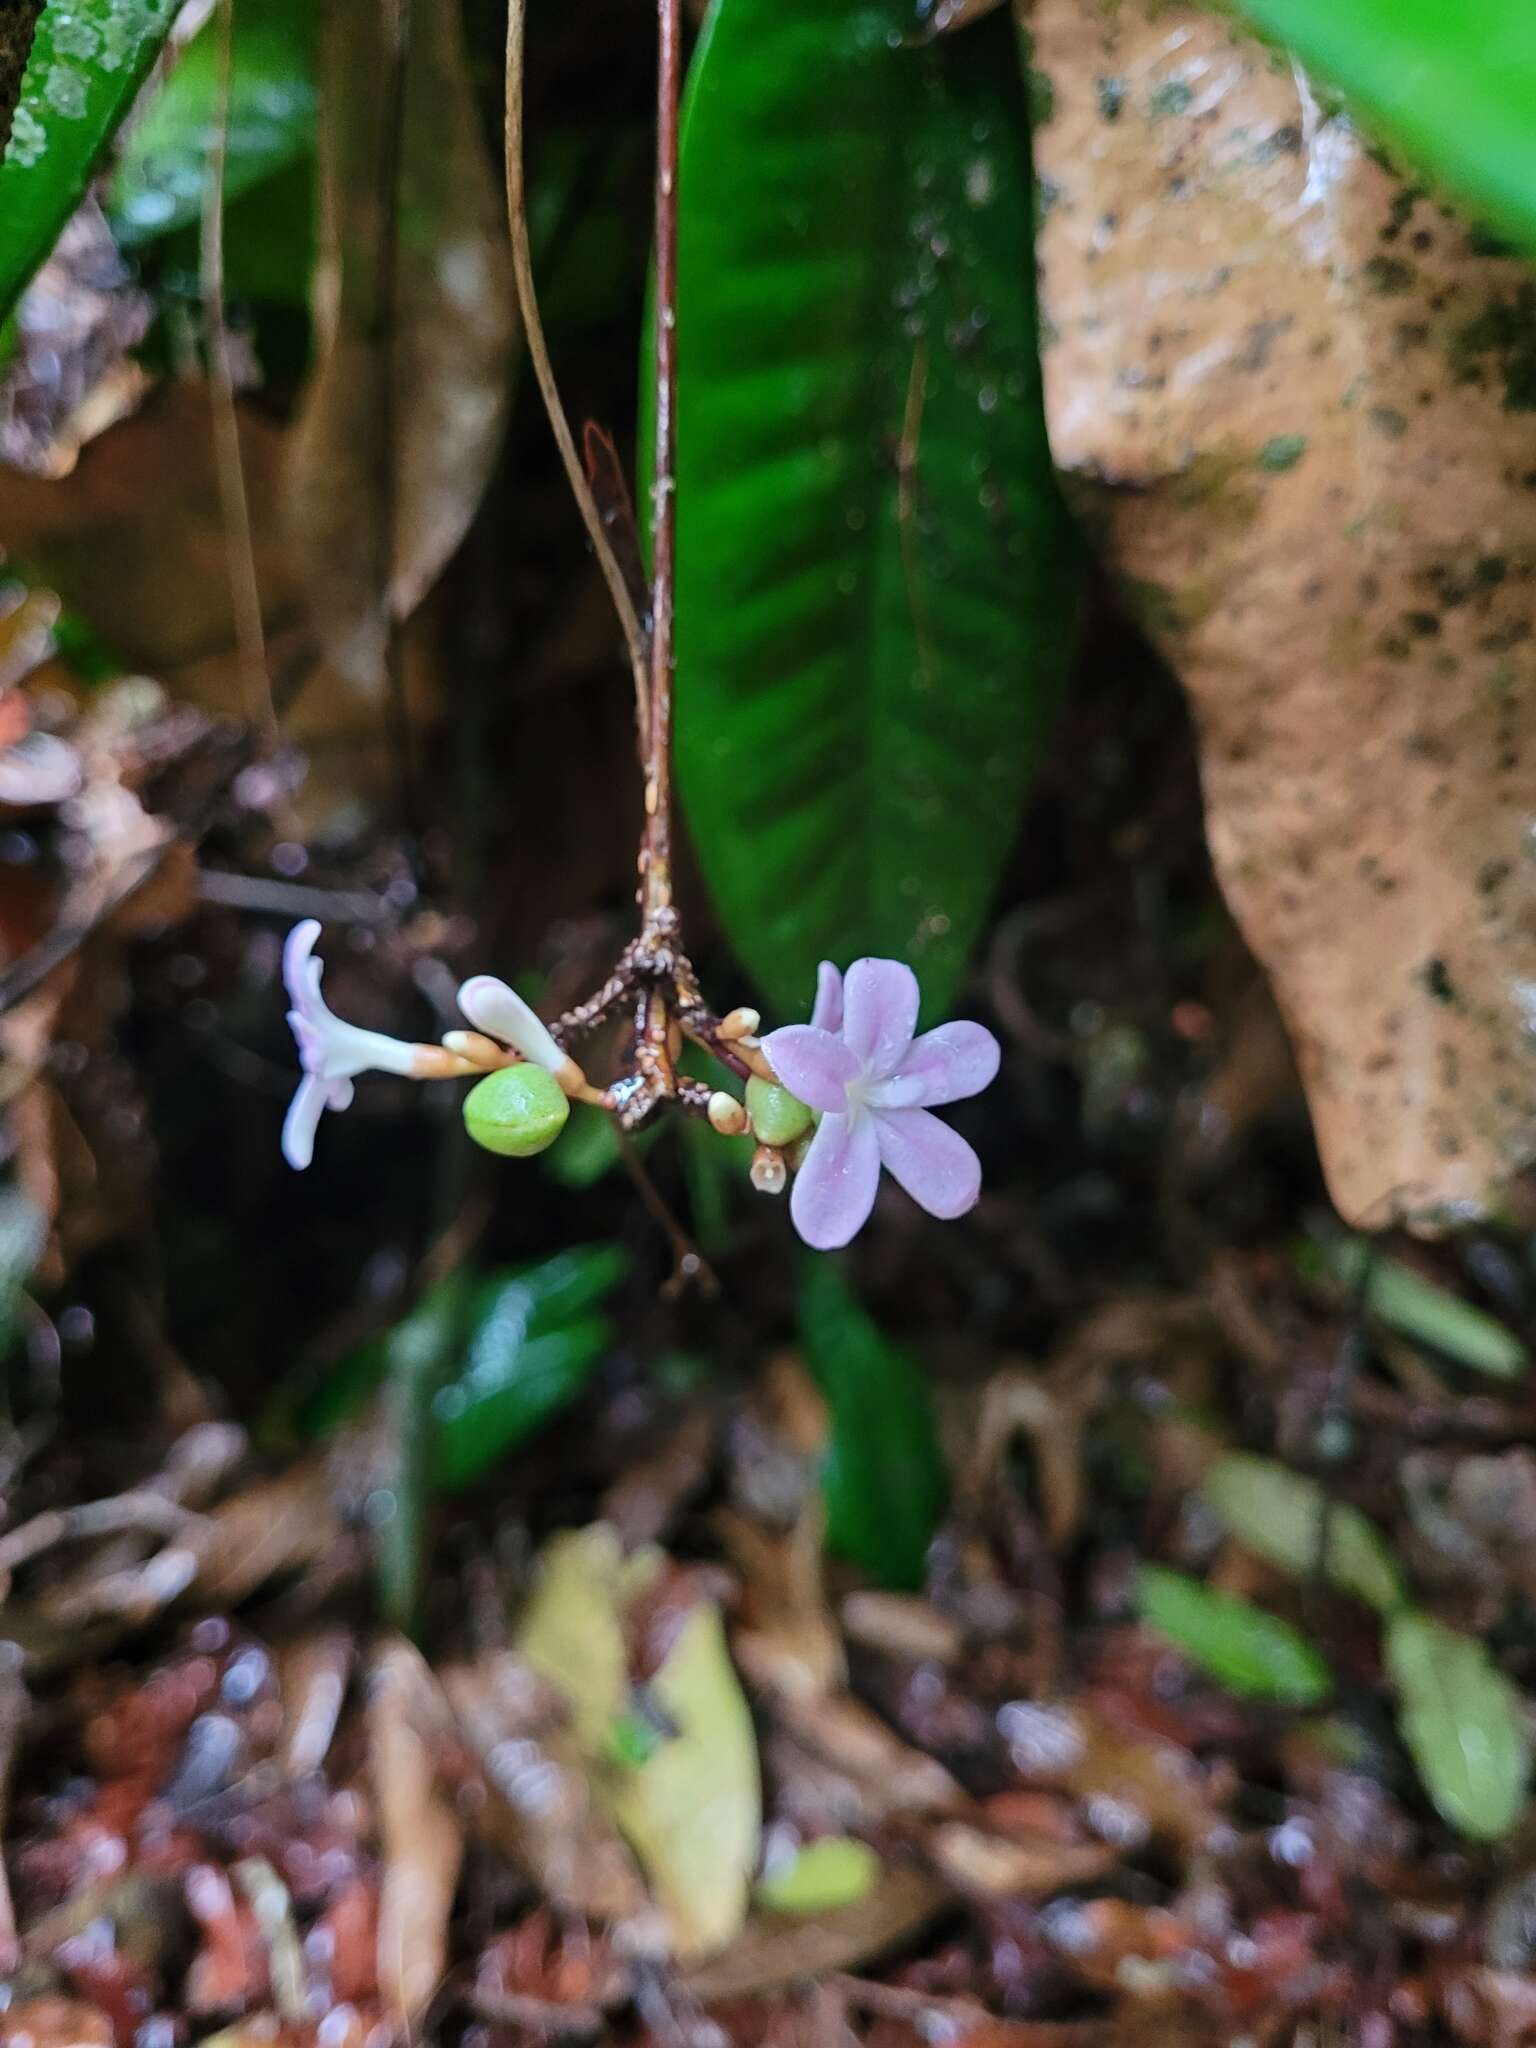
750 1144 787 1195
719 1006 761 1042
745 1075 812 1147
442 1028 515 1069
708 1090 748 1137
463 1064 570 1157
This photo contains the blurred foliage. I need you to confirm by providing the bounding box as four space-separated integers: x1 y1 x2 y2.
1233 0 1536 256
1301 1234 1529 1382
1385 1610 1530 1840
109 0 314 246
798 1256 946 1592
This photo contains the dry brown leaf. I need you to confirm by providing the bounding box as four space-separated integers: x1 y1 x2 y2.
1030 0 1536 1233
0 383 438 815
367 1639 465 2033
924 1819 1117 1900
676 1861 949 2004
285 0 516 692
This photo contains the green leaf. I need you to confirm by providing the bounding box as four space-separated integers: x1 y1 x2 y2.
668 0 1080 1019
430 1320 611 1491
1302 1235 1528 1381
288 1245 626 1450
799 1257 947 1591
0 1 182 325
757 1836 880 1915
1385 1609 1530 1840
1231 0 1536 258
108 0 315 246
1137 1565 1331 1707
1201 1453 1404 1615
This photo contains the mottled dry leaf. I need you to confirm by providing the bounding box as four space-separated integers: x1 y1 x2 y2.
285 0 516 692
443 1653 653 1928
0 199 150 480
1030 0 1536 1232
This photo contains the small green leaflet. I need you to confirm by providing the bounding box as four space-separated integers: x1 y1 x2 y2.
669 0 1080 1021
0 1 181 324
1137 1565 1331 1707
1201 1453 1404 1615
1385 1610 1530 1840
1303 1235 1528 1381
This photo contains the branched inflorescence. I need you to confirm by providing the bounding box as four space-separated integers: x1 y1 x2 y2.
278 0 1001 1257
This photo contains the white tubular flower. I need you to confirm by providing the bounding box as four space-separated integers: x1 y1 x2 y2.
282 919 422 1171
456 975 566 1073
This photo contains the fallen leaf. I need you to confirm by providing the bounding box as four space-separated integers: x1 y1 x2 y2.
1030 0 1536 1232
284 0 516 691
606 1601 762 1959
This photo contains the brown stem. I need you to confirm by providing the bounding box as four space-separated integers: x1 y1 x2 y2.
201 0 280 750
640 0 682 929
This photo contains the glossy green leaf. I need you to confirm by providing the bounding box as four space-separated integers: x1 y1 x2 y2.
1302 1235 1528 1381
108 0 315 246
1137 1565 1331 1707
1385 1609 1530 1840
0 0 181 325
669 0 1080 1019
1201 1454 1404 1615
799 1257 947 1591
1232 0 1536 258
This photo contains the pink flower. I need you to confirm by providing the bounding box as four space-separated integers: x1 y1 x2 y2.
282 920 421 1170
762 958 999 1250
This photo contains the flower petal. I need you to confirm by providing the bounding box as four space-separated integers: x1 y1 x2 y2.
282 1073 329 1170
457 975 564 1072
841 957 920 1080
873 1107 981 1220
867 1021 1000 1110
810 960 843 1033
789 1110 880 1250
283 918 324 1012
761 1024 861 1113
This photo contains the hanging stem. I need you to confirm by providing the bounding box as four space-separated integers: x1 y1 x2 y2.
504 0 651 724
641 0 682 931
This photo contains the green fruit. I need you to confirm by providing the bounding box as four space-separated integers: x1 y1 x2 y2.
746 1075 812 1146
463 1065 571 1158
